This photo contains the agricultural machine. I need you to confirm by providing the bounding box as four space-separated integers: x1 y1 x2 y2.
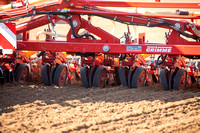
0 0 200 90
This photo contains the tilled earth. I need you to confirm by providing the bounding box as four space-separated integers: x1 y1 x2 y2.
1 82 200 132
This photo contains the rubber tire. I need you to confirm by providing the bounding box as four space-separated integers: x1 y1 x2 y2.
10 71 15 82
15 64 29 82
3 69 10 83
0 68 3 77
89 66 97 87
128 68 136 88
173 69 187 90
93 66 107 87
50 67 56 84
114 67 121 86
0 68 4 84
80 66 90 88
169 70 176 90
119 67 128 86
41 64 51 86
131 67 146 88
53 64 68 86
160 68 169 90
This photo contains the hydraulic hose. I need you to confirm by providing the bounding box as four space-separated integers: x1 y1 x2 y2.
156 54 167 65
119 54 127 61
0 11 96 40
0 11 199 41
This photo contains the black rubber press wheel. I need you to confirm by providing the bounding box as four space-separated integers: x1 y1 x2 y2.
15 64 29 82
127 68 136 88
80 66 90 88
160 68 169 90
89 66 97 87
93 66 107 88
131 67 146 88
173 69 187 90
119 67 129 86
53 64 68 86
41 64 51 86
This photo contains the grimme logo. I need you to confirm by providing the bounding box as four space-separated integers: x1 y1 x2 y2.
146 46 172 53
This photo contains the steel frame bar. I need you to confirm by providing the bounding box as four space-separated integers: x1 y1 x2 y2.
0 1 60 19
16 15 55 34
1 0 200 20
17 41 200 56
69 8 200 19
1 0 200 57
73 0 200 8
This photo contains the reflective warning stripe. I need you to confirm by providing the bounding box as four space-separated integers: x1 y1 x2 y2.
0 23 16 54
0 46 13 55
0 23 16 48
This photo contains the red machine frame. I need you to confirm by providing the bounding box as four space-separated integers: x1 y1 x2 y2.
0 0 199 55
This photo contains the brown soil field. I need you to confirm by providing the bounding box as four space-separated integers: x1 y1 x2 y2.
1 83 200 132
1 0 200 132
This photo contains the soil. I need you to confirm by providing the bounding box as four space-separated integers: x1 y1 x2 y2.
1 82 200 132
